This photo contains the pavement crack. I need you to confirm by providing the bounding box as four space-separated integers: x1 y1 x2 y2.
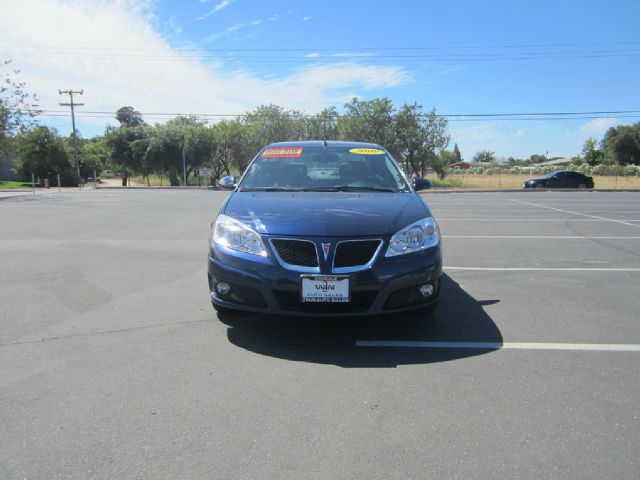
0 319 207 348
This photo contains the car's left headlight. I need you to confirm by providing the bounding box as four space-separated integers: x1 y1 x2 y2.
212 214 267 256
385 217 440 257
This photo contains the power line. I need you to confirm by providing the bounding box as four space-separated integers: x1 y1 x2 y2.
6 48 640 56
3 40 640 52
3 52 639 63
31 108 640 119
3 41 640 65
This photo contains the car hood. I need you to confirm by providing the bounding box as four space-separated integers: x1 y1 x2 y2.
222 191 430 236
524 177 545 182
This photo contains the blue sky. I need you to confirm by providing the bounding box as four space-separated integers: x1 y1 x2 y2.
2 0 639 160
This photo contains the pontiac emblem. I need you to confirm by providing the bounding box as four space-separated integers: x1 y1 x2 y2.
321 243 331 261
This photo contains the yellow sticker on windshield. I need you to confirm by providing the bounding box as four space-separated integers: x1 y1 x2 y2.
349 148 384 155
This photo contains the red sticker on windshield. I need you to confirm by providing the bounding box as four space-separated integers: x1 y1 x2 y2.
262 147 303 158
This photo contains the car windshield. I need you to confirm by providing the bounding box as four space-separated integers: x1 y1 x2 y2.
238 145 411 192
543 171 559 178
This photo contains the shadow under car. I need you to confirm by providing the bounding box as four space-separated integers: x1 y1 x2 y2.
219 274 503 368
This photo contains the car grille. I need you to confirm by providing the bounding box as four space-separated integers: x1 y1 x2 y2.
274 290 377 313
271 239 318 268
334 240 382 268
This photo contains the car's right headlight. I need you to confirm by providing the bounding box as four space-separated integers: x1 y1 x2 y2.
385 217 440 257
212 214 267 256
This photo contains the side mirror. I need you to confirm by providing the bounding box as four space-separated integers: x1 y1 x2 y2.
218 175 237 189
413 176 432 191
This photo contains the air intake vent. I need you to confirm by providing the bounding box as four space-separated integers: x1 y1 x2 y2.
271 239 318 268
334 240 382 268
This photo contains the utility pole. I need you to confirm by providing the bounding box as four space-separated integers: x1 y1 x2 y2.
182 147 187 187
58 89 84 181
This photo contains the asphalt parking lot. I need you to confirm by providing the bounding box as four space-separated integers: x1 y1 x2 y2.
1 189 639 479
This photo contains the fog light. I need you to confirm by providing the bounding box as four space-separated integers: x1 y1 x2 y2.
216 281 231 295
419 283 434 297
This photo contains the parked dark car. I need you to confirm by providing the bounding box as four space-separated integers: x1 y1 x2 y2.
523 171 594 189
208 140 442 317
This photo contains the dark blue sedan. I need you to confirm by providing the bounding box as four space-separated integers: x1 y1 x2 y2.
208 141 442 316
523 170 594 189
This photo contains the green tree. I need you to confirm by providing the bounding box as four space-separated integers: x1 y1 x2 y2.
303 107 339 140
392 102 424 175
183 118 216 180
433 150 456 179
243 104 304 151
453 143 462 163
473 150 496 163
603 123 640 166
140 116 212 186
581 137 605 166
82 138 112 177
145 120 184 186
103 106 150 185
15 126 74 185
392 103 450 177
116 106 145 128
211 119 254 176
104 124 148 185
1 61 40 155
528 154 546 164
338 97 396 146
419 108 450 177
129 128 152 185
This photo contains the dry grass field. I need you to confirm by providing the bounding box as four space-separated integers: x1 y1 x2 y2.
111 173 640 190
428 174 640 190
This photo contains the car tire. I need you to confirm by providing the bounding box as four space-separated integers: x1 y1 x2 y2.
536 183 544 189
578 183 586 189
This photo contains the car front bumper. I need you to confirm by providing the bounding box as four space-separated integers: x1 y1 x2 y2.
208 240 442 316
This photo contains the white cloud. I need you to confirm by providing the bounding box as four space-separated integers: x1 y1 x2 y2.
579 117 617 136
197 0 235 20
0 0 409 135
449 123 539 160
449 123 498 160
449 121 583 160
203 15 277 43
302 16 312 21
166 17 182 36
276 63 410 95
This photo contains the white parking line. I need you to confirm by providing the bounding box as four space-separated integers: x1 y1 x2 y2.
443 235 640 239
429 203 640 206
434 210 640 214
355 340 640 352
434 209 575 212
437 218 640 222
445 267 640 272
510 199 640 227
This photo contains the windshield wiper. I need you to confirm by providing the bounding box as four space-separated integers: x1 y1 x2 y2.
241 187 303 192
302 185 397 192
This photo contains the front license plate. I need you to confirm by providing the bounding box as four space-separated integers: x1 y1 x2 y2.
301 275 350 303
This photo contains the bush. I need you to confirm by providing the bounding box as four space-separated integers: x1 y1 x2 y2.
55 169 81 187
623 165 640 176
444 163 640 177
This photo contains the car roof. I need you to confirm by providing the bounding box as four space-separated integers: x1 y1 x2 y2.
266 140 385 149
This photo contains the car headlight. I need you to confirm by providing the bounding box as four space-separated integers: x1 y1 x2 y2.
385 217 440 257
212 214 267 256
